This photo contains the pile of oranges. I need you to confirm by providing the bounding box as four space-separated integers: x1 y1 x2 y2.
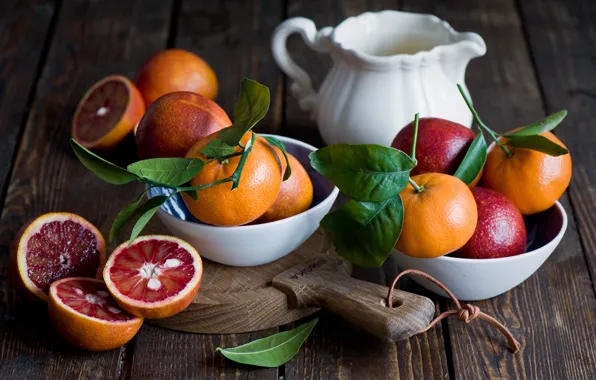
71 49 314 227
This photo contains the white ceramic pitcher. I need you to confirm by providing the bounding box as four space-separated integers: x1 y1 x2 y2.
272 11 486 145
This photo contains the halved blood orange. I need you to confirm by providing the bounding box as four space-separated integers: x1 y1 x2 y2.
49 277 143 351
103 235 203 319
11 212 106 302
72 75 145 151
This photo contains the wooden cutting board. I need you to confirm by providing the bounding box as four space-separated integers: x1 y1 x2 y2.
103 215 435 339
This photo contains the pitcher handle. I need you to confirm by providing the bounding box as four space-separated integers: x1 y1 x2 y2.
272 17 333 116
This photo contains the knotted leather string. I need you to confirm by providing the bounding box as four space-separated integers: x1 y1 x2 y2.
387 269 521 353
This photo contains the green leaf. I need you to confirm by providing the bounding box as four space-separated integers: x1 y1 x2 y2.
200 139 237 158
127 158 205 187
231 132 257 190
109 190 147 243
506 135 569 156
220 78 270 146
184 190 198 200
264 136 292 181
129 195 168 245
216 318 318 367
71 138 138 185
321 196 404 267
309 145 416 202
453 133 487 185
504 110 568 137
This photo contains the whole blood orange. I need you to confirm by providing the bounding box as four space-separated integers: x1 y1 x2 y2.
136 49 218 107
482 131 572 215
182 132 282 226
257 148 313 223
11 212 106 302
48 277 143 351
135 91 231 159
72 75 145 151
396 173 477 258
103 235 203 319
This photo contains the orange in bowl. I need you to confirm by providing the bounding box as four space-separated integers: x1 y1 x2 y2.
136 49 218 107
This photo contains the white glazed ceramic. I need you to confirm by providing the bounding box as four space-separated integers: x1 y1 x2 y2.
393 201 568 301
272 10 486 146
150 135 339 267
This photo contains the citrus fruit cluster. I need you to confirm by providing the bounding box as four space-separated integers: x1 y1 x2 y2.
11 212 202 351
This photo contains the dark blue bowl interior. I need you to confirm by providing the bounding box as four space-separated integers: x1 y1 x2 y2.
148 137 336 223
524 204 564 251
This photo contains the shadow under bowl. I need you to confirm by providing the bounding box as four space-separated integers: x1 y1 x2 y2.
148 134 339 267
392 201 568 301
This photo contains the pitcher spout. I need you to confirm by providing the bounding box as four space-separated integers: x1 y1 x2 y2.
441 31 487 86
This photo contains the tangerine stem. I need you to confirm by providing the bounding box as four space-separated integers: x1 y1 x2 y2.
409 177 424 193
457 84 513 158
411 113 420 164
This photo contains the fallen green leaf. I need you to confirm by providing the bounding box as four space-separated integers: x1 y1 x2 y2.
127 158 205 187
506 135 569 156
264 136 292 181
453 133 487 185
310 145 416 202
71 138 138 185
216 318 318 368
321 196 404 267
504 110 568 137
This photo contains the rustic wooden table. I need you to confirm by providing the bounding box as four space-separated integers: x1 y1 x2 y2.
1 0 595 378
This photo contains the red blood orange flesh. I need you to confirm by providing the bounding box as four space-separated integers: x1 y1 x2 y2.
72 75 145 151
49 277 143 351
103 235 203 319
12 212 106 302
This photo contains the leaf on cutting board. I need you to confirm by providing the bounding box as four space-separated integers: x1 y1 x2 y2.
216 318 318 367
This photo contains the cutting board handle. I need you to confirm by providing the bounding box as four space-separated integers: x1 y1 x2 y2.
272 256 436 341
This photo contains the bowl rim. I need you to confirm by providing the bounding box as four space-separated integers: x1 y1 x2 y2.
414 200 568 263
154 134 340 231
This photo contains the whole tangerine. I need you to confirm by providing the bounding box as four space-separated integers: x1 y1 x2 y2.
136 49 218 107
181 132 282 226
396 173 477 258
482 131 571 215
257 148 313 223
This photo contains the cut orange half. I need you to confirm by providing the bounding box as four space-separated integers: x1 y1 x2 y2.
103 235 203 319
11 212 106 302
72 75 145 150
49 277 143 351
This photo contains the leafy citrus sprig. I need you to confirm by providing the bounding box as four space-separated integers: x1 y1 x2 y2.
72 78 291 244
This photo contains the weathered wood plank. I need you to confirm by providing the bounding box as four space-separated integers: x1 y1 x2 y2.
0 0 56 201
0 0 172 378
128 1 284 378
282 1 449 379
403 0 596 378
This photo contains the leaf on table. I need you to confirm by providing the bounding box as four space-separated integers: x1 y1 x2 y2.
71 138 138 185
321 195 404 267
127 158 205 187
129 195 168 245
454 132 487 185
109 190 147 243
506 135 569 156
504 110 568 137
220 78 270 146
309 144 416 202
231 132 257 189
216 318 318 367
264 136 292 181
200 139 237 158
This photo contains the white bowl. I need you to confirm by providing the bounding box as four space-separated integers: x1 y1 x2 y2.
393 201 568 301
150 135 339 267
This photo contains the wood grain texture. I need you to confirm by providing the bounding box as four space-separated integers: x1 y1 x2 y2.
174 0 285 134
0 0 56 203
0 0 172 378
273 255 435 341
403 0 596 378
